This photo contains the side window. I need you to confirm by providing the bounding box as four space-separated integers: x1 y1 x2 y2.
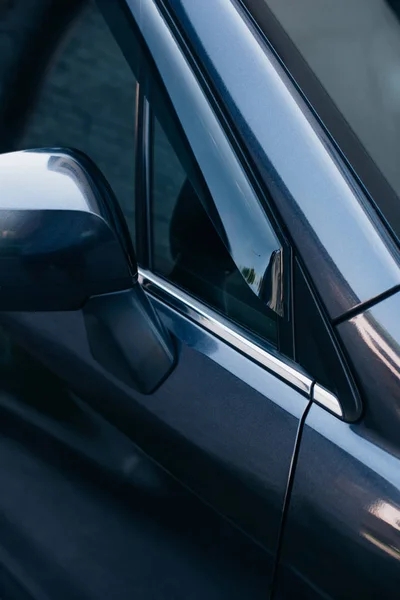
151 116 278 346
18 0 137 241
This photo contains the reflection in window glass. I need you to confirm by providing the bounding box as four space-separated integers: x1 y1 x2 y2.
151 117 277 346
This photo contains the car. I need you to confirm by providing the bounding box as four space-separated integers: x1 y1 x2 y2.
0 0 399 598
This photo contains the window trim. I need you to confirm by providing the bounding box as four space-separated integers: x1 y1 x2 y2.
139 267 311 394
139 267 343 418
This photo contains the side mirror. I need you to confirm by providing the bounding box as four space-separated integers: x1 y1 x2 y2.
0 148 175 393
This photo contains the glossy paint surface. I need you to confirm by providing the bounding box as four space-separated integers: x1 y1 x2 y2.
0 150 103 213
276 285 400 598
130 295 310 577
101 4 315 590
337 291 400 450
0 335 270 599
164 0 400 320
0 286 309 589
0 149 135 310
275 403 400 599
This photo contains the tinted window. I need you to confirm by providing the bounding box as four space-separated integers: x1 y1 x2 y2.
18 0 137 240
245 0 400 242
151 117 278 345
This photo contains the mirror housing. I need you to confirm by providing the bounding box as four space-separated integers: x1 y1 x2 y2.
0 149 136 310
0 149 175 393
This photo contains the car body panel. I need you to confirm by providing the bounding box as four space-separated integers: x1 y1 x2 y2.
0 344 271 599
275 401 400 600
126 290 311 583
0 272 310 592
337 291 400 450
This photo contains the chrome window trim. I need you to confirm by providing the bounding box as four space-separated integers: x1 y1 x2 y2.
139 268 343 418
313 384 343 419
139 267 312 396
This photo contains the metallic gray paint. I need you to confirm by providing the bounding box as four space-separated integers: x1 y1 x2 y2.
276 402 400 599
0 280 310 588
276 293 400 598
143 293 310 559
337 291 400 450
123 2 400 596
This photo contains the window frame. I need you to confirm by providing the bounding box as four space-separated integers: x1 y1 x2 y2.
135 86 294 357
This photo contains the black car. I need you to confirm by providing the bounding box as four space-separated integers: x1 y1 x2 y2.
0 0 399 598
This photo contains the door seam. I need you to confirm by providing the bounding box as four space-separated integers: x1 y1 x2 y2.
269 391 313 599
